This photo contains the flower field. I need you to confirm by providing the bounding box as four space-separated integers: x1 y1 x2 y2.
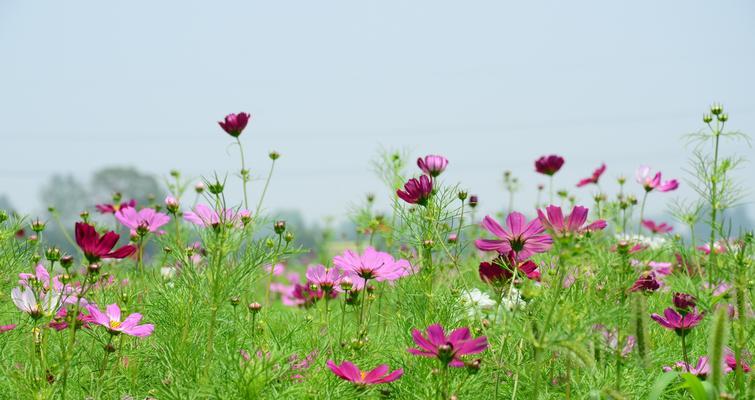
0 105 753 399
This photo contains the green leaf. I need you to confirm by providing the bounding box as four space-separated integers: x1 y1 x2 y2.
648 371 679 400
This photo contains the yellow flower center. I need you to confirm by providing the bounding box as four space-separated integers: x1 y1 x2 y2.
360 371 366 381
109 320 122 329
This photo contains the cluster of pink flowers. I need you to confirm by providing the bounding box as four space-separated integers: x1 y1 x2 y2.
396 154 448 206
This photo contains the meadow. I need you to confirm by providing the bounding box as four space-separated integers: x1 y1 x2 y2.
0 105 752 399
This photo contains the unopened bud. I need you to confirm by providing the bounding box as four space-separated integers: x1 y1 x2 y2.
703 113 713 123
136 221 150 236
60 255 74 269
31 219 46 233
0 210 7 224
87 263 101 274
447 233 458 244
248 302 262 313
229 296 240 306
269 151 280 160
718 113 728 122
423 239 434 249
104 343 116 353
710 103 723 115
31 253 41 263
274 221 286 235
285 232 294 243
45 247 61 262
340 276 353 290
366 193 375 203
195 182 205 193
165 196 180 214
170 169 180 178
468 195 478 208
458 191 468 201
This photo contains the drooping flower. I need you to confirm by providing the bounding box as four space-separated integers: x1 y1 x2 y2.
305 264 343 292
536 205 606 237
417 155 448 177
576 163 606 187
629 271 661 293
635 166 679 192
663 356 710 377
396 175 433 206
183 204 247 228
672 292 697 312
218 112 251 138
651 307 703 335
333 247 414 291
479 253 540 284
535 155 565 176
407 324 488 367
115 207 170 236
95 199 136 214
475 212 553 261
641 219 673 234
326 360 403 386
86 303 154 337
75 222 136 263
11 287 60 319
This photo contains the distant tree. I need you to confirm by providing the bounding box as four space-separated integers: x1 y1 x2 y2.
90 166 166 209
38 174 90 253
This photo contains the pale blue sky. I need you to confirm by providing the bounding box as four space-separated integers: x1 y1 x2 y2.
1 0 753 223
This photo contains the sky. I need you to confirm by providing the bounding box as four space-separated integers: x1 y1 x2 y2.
1 0 754 225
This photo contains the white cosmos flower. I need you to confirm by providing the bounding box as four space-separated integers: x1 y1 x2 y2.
11 287 61 318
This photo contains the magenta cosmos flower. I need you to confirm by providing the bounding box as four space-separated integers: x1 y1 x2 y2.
629 271 660 293
396 175 433 206
218 112 251 138
305 264 343 292
576 163 606 187
86 303 154 337
95 199 136 214
183 204 247 228
641 219 673 234
475 212 553 261
326 360 403 386
651 307 703 334
75 222 137 263
536 205 606 237
408 324 488 367
479 253 540 284
635 166 679 192
333 247 413 291
535 154 565 176
115 207 170 236
0 324 15 334
417 155 448 177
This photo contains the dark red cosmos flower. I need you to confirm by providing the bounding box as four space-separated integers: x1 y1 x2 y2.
672 292 697 312
75 222 137 263
479 253 541 284
535 155 565 176
396 175 433 206
576 163 606 187
95 199 136 214
629 271 660 293
218 112 251 138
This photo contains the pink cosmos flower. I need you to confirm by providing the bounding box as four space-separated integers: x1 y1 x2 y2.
536 205 606 237
86 303 154 337
11 287 60 319
305 264 343 292
697 242 726 255
0 324 15 334
218 112 251 138
724 348 751 373
663 356 710 377
407 324 488 367
651 307 703 334
479 253 540 284
396 175 433 206
115 207 170 236
417 155 448 177
19 264 86 306
49 308 92 331
576 163 606 187
326 360 403 386
95 199 136 214
635 166 679 192
641 219 673 234
333 247 414 291
265 263 285 276
183 204 247 228
612 240 647 254
475 212 553 261
535 155 565 176
75 222 137 263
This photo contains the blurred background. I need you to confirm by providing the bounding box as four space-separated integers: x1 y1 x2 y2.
1 0 754 249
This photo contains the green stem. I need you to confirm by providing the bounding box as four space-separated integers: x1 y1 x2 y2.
254 159 277 216
637 191 648 235
236 138 249 210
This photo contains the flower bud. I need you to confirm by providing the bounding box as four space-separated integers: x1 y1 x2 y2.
468 195 478 208
45 247 61 262
79 211 90 222
195 182 205 193
673 292 696 312
60 255 74 269
248 302 262 313
30 219 46 233
229 296 240 306
136 221 150 237
447 233 458 244
104 343 117 353
366 193 375 203
285 232 294 243
340 276 353 291
703 113 713 123
718 113 728 122
617 176 626 185
239 211 252 226
31 253 41 263
458 191 468 201
710 103 723 115
165 196 180 214
423 239 434 249
208 181 224 195
274 221 286 235
87 263 101 275
170 169 180 178
269 151 280 160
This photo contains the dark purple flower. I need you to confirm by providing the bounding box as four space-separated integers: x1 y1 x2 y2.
479 253 540 284
535 155 565 176
672 292 697 312
396 175 433 206
218 112 251 138
629 271 661 293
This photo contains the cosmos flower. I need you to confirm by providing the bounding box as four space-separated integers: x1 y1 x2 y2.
641 220 673 234
724 348 751 373
95 199 136 214
635 166 679 192
629 271 661 293
594 324 635 357
536 205 606 237
535 155 565 176
183 204 247 228
478 253 541 284
697 242 727 255
115 207 170 236
75 222 136 263
218 112 251 137
672 292 697 312
305 264 343 292
396 175 433 206
407 324 488 367
326 360 403 386
11 286 60 319
86 303 154 337
333 247 414 291
0 324 16 334
576 163 606 187
417 155 448 177
663 356 710 377
475 212 553 261
651 307 703 334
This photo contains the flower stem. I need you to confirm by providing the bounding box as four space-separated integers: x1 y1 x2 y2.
254 158 277 217
681 332 690 371
637 191 648 235
236 137 249 210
